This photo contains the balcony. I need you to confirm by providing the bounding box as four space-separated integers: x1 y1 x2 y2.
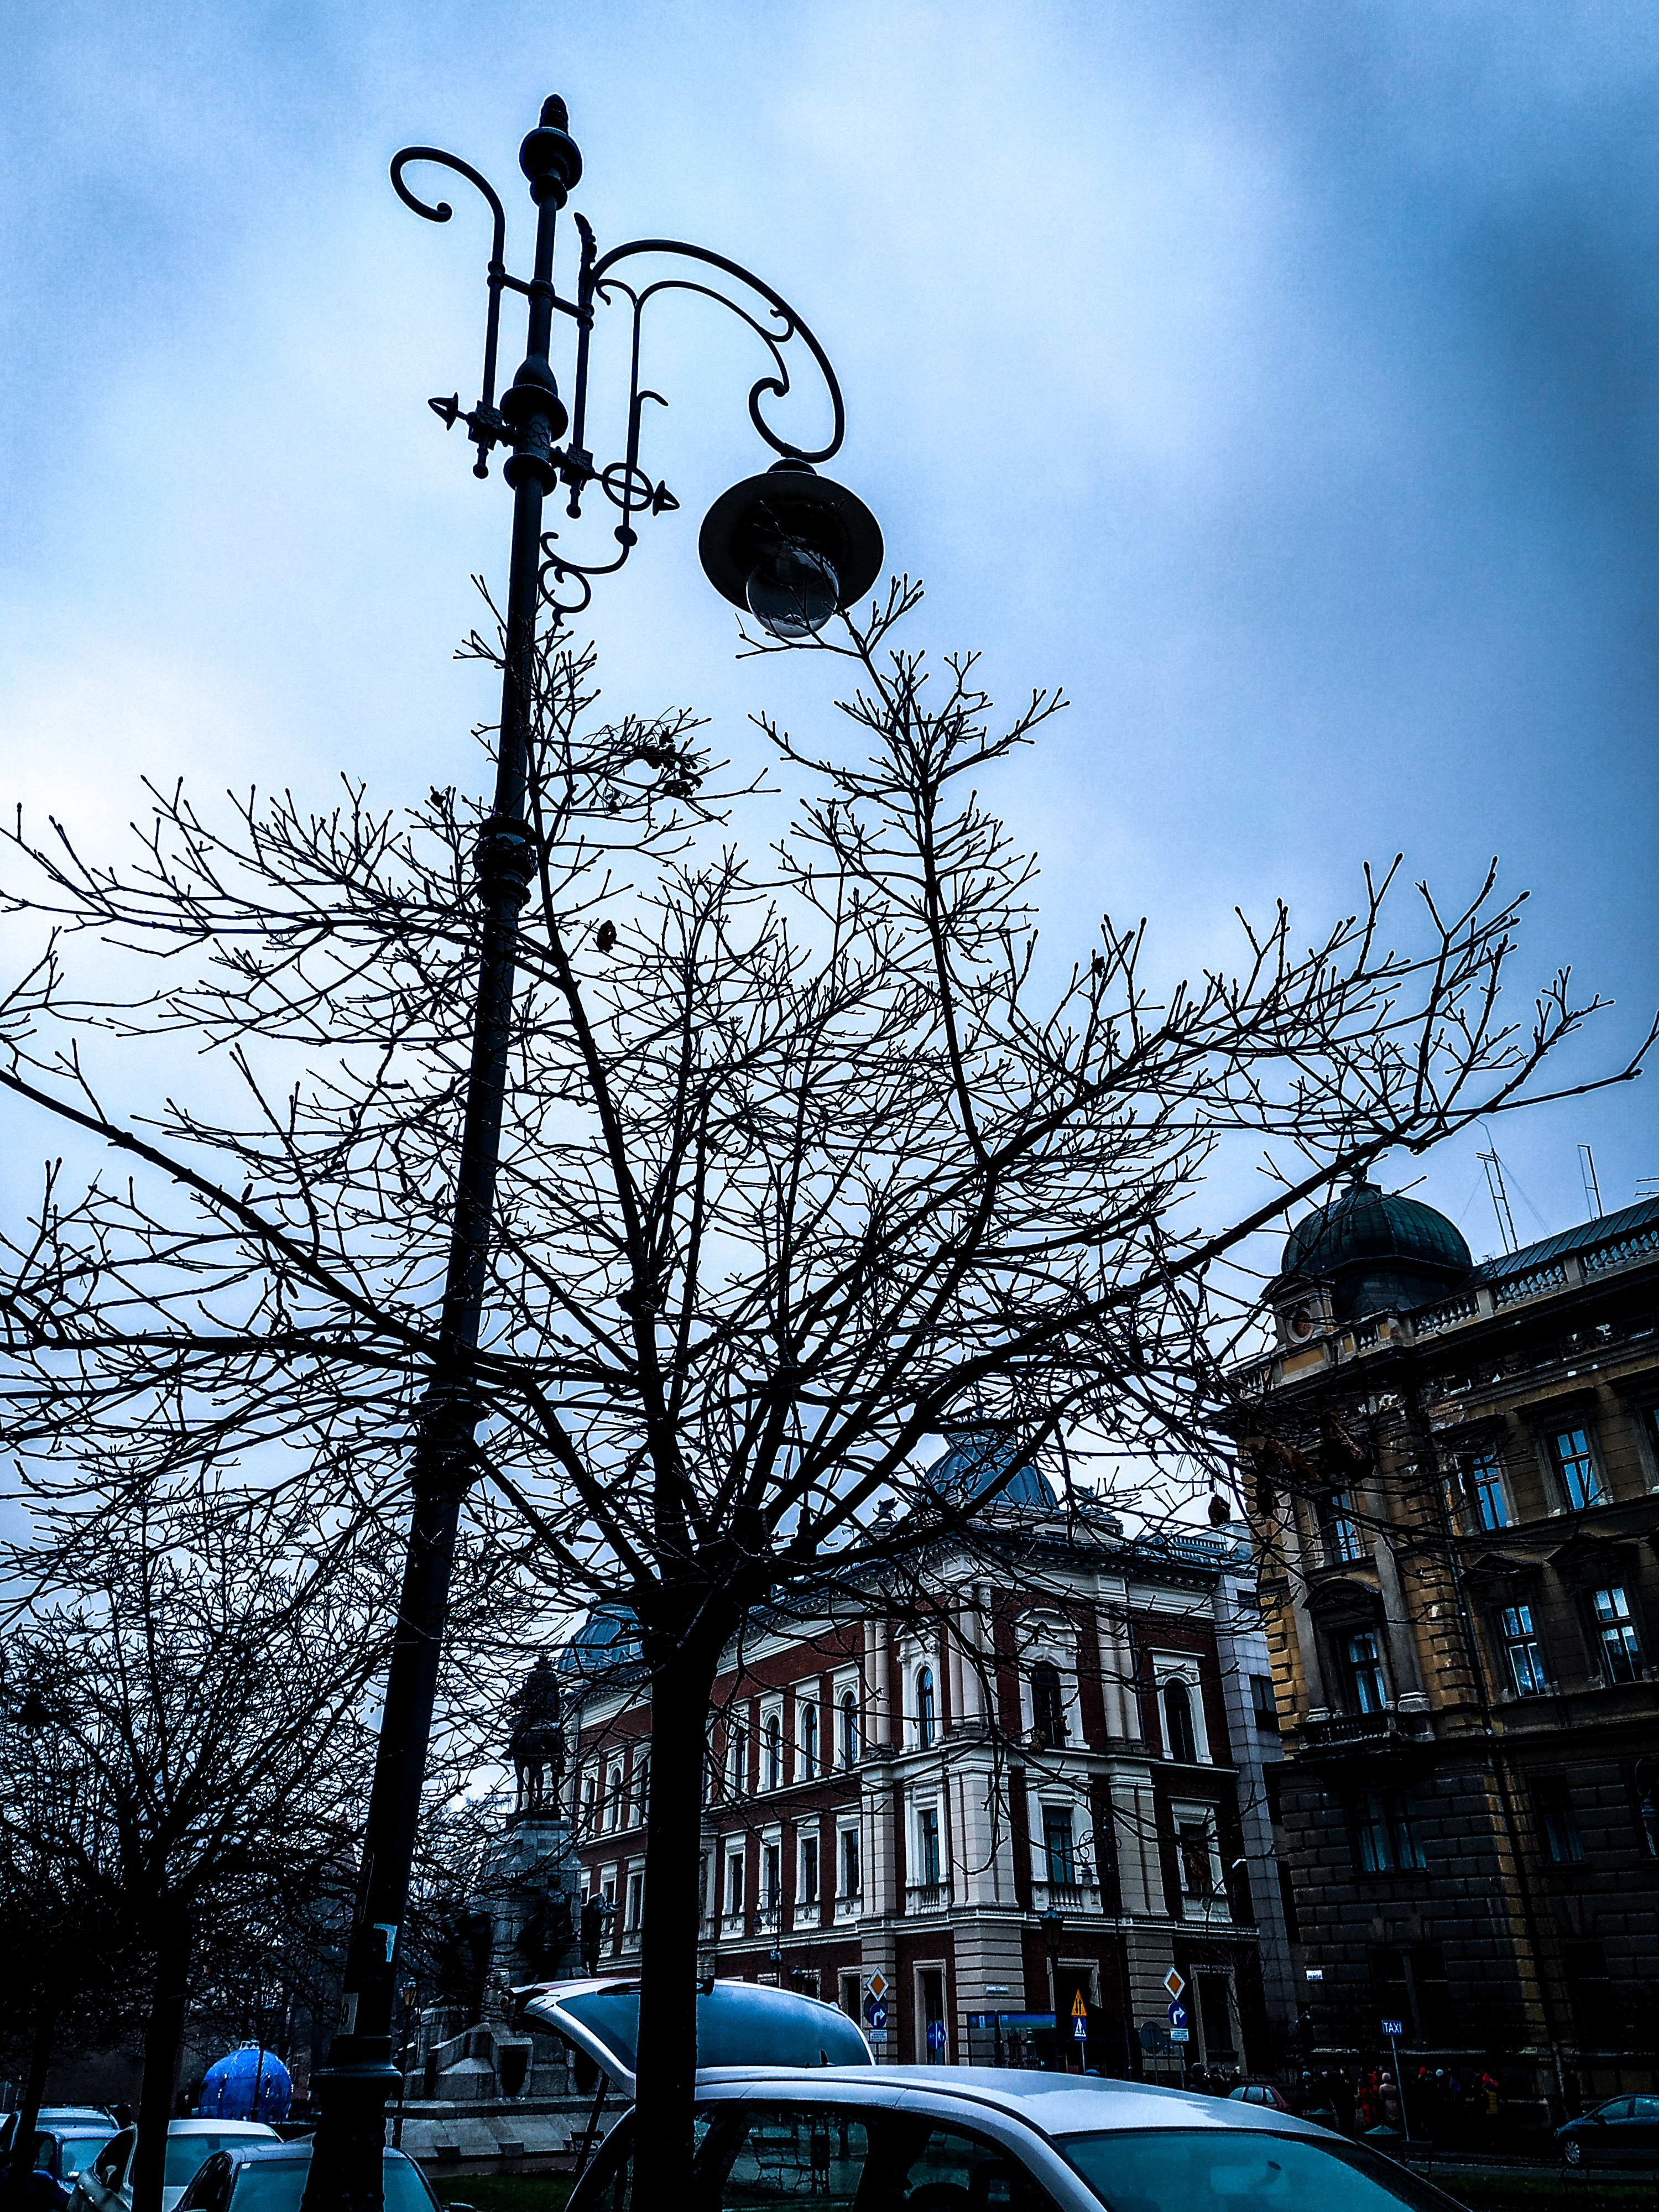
1300 1708 1421 1757
1031 1877 1104 1916
906 1881 950 1913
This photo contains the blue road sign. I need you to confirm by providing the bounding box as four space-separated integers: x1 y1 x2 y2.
868 2001 888 2030
1073 2017 1088 2041
1167 2001 1187 2028
1380 2017 1404 2039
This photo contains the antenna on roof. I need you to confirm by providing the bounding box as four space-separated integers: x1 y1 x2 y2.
1478 1149 1517 1255
1579 1145 1603 1219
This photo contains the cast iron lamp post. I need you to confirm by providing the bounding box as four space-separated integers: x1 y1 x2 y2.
300 93 880 2212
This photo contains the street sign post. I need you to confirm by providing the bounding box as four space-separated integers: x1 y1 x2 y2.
1380 2020 1412 2142
1167 2001 1187 2030
1164 1970 1185 2001
1169 2027 1190 2043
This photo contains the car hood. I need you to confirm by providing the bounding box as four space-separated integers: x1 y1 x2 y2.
517 1977 872 2098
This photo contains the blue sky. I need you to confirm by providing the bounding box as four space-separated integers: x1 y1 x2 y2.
3 0 1656 1275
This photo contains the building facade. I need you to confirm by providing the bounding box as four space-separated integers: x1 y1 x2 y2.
1235 1178 1659 2122
561 1452 1295 2080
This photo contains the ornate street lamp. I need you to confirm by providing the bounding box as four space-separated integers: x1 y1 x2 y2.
301 95 881 2212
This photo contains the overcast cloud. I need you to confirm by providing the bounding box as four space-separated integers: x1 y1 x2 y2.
3 0 1656 1276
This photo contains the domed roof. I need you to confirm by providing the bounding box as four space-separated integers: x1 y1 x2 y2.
923 1426 1057 1512
1278 1175 1474 1319
1282 1177 1472 1281
557 1605 642 1678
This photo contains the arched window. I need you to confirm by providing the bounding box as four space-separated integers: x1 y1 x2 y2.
765 1713 782 1790
801 1701 818 1780
728 1722 747 1797
1162 1680 1198 1765
608 1764 624 1829
583 1774 597 1831
840 1691 859 1767
1032 1661 1066 1748
916 1666 936 1749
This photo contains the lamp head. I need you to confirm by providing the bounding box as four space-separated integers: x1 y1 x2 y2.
699 460 883 641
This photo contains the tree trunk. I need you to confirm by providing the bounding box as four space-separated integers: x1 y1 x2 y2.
130 1907 192 2212
3 1992 58 2210
629 1641 721 2203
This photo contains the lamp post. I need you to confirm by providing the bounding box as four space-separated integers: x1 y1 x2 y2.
300 94 880 2212
1039 1908 1066 2074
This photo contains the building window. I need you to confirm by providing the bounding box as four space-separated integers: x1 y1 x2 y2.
799 1832 819 1907
800 1700 818 1780
633 1752 649 1821
765 1713 782 1790
1042 1806 1076 1887
1352 1790 1426 1874
1466 1453 1509 1531
839 1692 859 1768
1344 1630 1387 1714
1162 1679 1198 1763
1632 1761 1659 1860
916 1667 936 1749
583 1775 597 1830
1551 1425 1606 1510
1197 1973 1236 2063
1176 1808 1219 1899
1563 1939 1611 2040
625 1870 643 1932
915 1805 941 1888
727 1850 744 1917
839 1825 862 1900
608 1765 623 1832
1591 1586 1642 1682
1499 1604 1548 1697
1533 1773 1584 1864
1249 1674 1280 1734
1319 1489 1364 1563
728 1722 747 1797
763 1841 782 1909
1032 1661 1067 1747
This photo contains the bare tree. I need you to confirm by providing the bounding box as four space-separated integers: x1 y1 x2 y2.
0 1496 396 2212
0 583 1641 2193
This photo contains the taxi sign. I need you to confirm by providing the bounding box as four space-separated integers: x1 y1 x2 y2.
1164 1969 1185 2001
1071 1991 1088 2018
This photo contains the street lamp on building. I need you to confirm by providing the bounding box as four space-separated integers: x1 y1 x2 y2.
301 93 881 2212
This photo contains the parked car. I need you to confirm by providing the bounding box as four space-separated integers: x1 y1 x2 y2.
523 1978 1460 2212
24 2129 121 2193
69 2120 280 2212
568 2066 1468 2212
173 2143 437 2212
1225 2081 1295 2114
1556 2093 1659 2167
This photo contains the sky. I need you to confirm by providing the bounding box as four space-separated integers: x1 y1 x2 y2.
3 0 1657 1292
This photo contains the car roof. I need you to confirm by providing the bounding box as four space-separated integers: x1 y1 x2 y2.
43 2130 118 2142
684 2065 1331 2141
215 2144 405 2163
169 2124 277 2137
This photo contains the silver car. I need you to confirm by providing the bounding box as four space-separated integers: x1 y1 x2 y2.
530 1979 1460 2212
69 2121 280 2212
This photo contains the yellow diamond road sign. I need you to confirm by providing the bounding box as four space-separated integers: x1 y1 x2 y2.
1071 1991 1088 2018
1164 1970 1185 2001
867 1973 888 2000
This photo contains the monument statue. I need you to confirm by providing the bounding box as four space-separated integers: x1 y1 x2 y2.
508 1653 565 1820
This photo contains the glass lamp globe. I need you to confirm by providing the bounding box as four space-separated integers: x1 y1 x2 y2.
745 538 841 640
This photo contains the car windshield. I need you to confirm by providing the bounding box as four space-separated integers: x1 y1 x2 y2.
58 2137 117 2179
166 2141 264 2186
549 1985 868 2076
1055 2129 1463 2212
229 2159 432 2212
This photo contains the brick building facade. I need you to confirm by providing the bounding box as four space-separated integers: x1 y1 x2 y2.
1234 1177 1659 2122
560 1451 1295 2079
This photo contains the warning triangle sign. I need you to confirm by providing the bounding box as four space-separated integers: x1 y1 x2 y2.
1071 1991 1088 2018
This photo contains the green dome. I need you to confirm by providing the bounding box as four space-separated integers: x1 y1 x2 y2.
1281 1177 1473 1319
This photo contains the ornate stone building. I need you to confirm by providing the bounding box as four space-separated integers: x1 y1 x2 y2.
560 1444 1296 2079
1234 1177 1659 2125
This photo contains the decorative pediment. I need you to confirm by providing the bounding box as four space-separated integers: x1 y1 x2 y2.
1304 1573 1381 1625
1462 1549 1541 1588
1548 1535 1641 1585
